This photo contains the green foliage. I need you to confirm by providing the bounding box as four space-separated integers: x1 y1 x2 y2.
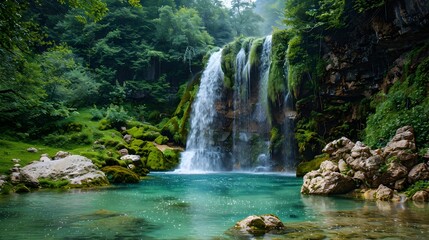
365 44 429 149
155 135 169 145
405 180 429 197
103 105 131 129
269 127 283 154
162 149 181 169
0 139 62 174
284 0 346 31
101 166 140 183
268 30 291 104
230 0 263 36
154 6 213 60
39 178 70 188
353 0 385 13
221 38 245 89
249 38 264 68
296 153 329 177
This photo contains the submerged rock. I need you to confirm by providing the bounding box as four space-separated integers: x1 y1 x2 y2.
20 155 108 187
412 191 429 202
228 214 285 236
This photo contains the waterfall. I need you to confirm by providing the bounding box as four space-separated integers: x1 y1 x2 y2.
282 61 298 171
253 35 272 171
177 49 225 172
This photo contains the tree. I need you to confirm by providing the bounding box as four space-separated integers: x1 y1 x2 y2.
230 0 263 36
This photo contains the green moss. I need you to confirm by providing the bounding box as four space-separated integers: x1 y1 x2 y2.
39 178 70 188
249 38 264 68
101 166 140 183
221 38 245 89
405 180 429 197
269 127 284 154
296 153 329 177
1 183 13 195
162 149 181 169
154 135 169 145
268 30 291 106
127 125 161 141
365 43 429 149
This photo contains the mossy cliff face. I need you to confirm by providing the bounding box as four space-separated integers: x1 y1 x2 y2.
293 0 429 162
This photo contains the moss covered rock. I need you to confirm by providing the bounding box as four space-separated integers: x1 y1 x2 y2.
101 166 140 183
296 153 329 177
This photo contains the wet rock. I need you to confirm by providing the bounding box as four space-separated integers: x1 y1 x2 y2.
27 147 38 153
20 155 108 186
376 185 394 201
394 178 407 191
230 214 285 236
412 191 429 202
408 163 429 183
301 171 356 195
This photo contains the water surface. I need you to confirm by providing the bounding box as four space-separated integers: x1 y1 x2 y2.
1 173 428 239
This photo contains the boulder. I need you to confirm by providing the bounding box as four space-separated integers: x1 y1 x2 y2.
319 160 339 173
322 137 355 161
123 134 132 143
27 147 38 153
20 155 108 186
120 155 141 162
375 185 393 201
10 172 21 184
101 166 140 183
12 158 20 163
338 159 348 173
301 171 356 195
118 148 129 156
412 191 429 202
394 178 407 191
231 214 285 236
408 163 429 183
40 156 51 162
54 151 70 160
351 141 371 158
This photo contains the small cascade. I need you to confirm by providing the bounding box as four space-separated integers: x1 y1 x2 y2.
254 35 272 124
282 91 297 171
282 61 298 171
232 48 249 168
178 49 225 172
252 35 273 171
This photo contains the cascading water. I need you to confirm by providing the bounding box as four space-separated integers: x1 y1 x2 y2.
282 61 298 171
252 35 272 171
178 35 296 173
283 91 297 171
178 49 225 172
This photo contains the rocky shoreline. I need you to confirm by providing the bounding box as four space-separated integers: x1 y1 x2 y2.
301 126 429 202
